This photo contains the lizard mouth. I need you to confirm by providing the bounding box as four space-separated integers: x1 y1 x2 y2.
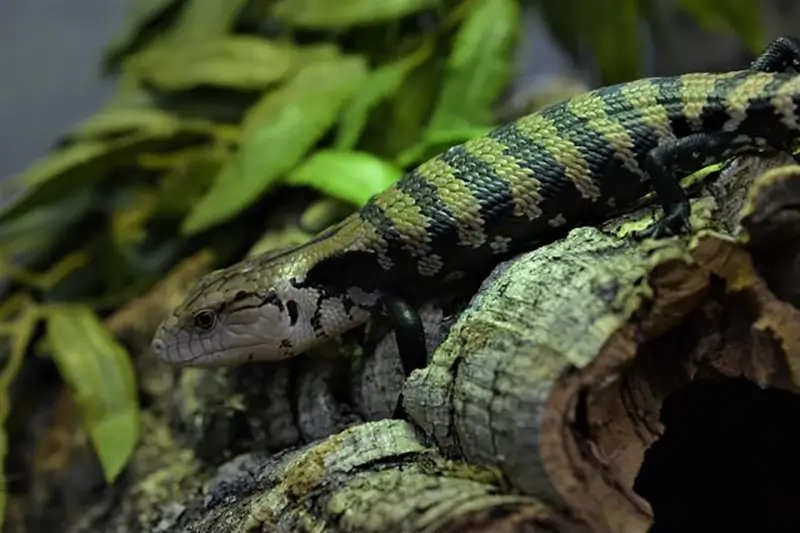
153 339 282 367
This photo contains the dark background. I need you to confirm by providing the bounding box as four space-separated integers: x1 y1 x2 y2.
0 0 127 180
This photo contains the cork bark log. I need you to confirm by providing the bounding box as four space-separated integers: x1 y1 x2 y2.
63 153 800 533
402 153 800 533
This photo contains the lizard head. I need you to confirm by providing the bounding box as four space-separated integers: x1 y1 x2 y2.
150 250 377 367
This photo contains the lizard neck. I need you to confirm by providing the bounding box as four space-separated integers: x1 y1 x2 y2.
290 213 401 295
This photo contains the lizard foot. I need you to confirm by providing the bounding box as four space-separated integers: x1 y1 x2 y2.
631 202 692 241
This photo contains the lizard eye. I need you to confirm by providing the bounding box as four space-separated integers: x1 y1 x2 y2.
192 310 217 331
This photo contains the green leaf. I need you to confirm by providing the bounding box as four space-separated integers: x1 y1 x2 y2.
292 43 344 69
108 0 251 68
183 55 369 235
539 0 642 84
426 0 520 140
272 0 439 28
128 37 295 92
46 306 139 483
105 69 154 107
426 125 494 146
299 197 355 234
4 142 110 190
104 0 185 68
154 150 227 217
0 126 211 223
103 186 184 294
155 0 251 46
110 0 183 48
109 187 158 250
286 150 403 206
383 55 446 162
0 299 40 533
335 44 432 151
68 109 179 142
677 0 764 52
0 189 93 245
584 0 642 84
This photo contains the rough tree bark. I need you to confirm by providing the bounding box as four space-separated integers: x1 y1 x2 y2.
63 153 800 533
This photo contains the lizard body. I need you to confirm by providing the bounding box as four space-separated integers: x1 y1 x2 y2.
152 37 800 369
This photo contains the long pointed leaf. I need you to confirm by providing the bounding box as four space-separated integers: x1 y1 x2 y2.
46 306 139 484
335 45 432 150
426 0 520 138
272 0 440 29
286 150 404 206
183 55 369 235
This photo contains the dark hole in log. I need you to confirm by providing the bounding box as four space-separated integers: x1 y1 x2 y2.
633 377 800 532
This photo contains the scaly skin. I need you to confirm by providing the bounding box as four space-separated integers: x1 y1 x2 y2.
151 37 800 367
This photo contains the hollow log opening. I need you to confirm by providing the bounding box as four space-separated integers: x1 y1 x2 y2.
619 267 800 532
634 377 800 532
563 231 800 533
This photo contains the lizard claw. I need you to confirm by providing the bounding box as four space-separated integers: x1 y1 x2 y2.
631 203 692 241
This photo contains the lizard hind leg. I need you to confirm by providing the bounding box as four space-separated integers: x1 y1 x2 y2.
631 132 735 241
750 36 800 73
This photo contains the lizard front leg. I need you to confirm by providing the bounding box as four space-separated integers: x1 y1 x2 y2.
637 36 800 241
632 132 734 240
382 295 427 376
381 295 427 419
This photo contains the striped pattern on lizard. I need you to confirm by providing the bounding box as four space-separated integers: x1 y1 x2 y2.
151 36 800 372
